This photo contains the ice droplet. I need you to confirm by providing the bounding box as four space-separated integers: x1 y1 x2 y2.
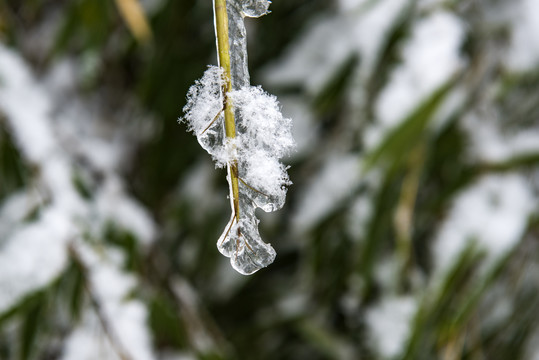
217 182 276 275
238 0 271 18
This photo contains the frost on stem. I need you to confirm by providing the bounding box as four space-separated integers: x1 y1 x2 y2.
181 0 293 275
227 0 271 89
182 74 294 275
182 66 228 167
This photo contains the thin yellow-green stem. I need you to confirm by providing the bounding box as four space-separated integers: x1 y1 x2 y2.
393 142 425 287
214 0 240 220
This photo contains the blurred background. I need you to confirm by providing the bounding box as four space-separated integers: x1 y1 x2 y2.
1 0 539 359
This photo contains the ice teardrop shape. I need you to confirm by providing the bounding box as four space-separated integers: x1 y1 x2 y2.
217 188 276 275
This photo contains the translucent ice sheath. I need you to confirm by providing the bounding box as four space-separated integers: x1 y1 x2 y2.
213 0 277 275
213 0 241 229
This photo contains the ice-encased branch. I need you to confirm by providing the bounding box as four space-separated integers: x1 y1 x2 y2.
214 0 242 247
182 0 294 275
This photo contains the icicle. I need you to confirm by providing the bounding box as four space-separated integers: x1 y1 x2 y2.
226 0 271 89
182 0 294 275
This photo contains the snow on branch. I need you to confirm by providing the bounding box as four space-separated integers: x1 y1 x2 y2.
181 0 295 275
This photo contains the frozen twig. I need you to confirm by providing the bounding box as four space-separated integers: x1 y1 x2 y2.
181 1 294 274
214 0 241 223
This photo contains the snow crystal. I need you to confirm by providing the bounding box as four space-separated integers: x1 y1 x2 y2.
434 174 535 274
366 296 417 359
182 66 227 166
239 150 290 210
231 86 294 158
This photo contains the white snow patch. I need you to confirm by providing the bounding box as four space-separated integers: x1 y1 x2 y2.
434 174 534 274
350 0 409 73
464 113 539 163
0 208 72 313
366 296 417 358
95 177 157 245
0 191 42 241
293 154 362 232
338 0 368 12
369 11 465 149
0 44 56 163
62 244 155 360
263 0 407 94
505 0 539 72
346 193 373 240
263 15 353 94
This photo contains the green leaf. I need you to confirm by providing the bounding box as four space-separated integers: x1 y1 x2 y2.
104 224 142 272
312 54 359 115
364 0 416 119
0 120 31 203
68 262 86 322
149 296 187 349
401 243 485 360
18 292 46 360
363 79 456 172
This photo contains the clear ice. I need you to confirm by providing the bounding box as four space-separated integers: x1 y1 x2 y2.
183 0 293 275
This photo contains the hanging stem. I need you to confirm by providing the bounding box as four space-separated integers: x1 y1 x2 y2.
214 0 240 221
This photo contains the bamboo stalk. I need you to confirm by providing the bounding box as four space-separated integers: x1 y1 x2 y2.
213 0 240 221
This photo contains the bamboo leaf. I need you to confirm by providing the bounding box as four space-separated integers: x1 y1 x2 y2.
313 54 358 115
363 79 455 172
19 292 46 360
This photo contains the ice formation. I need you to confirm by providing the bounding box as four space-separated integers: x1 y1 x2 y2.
182 0 294 275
